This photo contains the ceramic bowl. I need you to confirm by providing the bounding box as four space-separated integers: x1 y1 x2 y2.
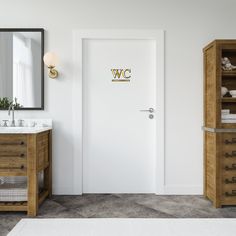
221 87 228 97
230 90 236 97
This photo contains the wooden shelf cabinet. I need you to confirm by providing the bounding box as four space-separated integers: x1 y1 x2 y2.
0 130 52 216
204 40 236 207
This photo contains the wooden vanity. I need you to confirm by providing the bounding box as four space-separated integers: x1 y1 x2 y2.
0 128 52 216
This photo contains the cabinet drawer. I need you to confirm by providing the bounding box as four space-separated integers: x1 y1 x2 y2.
0 135 27 170
222 133 236 150
222 172 236 184
0 160 26 169
0 152 26 167
0 135 27 145
222 186 236 201
0 152 26 168
221 168 236 204
222 158 236 172
0 135 27 153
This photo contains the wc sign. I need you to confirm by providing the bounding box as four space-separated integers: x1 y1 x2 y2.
111 68 131 82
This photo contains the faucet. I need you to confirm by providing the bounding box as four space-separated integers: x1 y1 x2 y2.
8 104 15 127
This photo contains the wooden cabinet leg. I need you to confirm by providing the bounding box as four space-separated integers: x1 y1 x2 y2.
44 130 52 197
213 199 221 208
44 167 52 198
27 134 38 216
27 173 38 217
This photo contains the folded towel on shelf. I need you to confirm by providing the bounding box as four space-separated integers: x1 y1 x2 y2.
0 182 27 202
0 177 27 185
222 109 230 115
222 119 236 123
222 114 236 120
0 173 44 202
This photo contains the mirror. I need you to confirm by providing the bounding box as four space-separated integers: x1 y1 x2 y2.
0 28 44 110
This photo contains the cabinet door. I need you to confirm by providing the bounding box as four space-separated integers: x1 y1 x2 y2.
204 43 221 128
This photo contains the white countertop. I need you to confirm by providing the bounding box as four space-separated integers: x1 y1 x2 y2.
0 126 52 134
0 119 52 134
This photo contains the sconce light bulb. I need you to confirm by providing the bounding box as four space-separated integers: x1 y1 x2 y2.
43 52 59 67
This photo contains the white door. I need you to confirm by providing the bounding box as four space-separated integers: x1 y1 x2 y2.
83 38 158 193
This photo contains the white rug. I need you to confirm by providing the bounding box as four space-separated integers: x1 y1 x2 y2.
8 219 236 236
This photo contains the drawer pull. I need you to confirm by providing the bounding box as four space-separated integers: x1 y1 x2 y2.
225 138 236 144
20 153 25 157
225 151 236 158
225 190 236 197
20 141 24 145
225 177 236 184
225 164 236 171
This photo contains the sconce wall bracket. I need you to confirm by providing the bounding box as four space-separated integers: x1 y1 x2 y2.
48 66 58 79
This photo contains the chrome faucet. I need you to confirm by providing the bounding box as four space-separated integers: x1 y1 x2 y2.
8 104 15 127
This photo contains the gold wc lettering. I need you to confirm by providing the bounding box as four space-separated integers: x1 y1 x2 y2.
111 69 131 82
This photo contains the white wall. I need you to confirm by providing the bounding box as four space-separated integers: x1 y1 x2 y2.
0 0 236 194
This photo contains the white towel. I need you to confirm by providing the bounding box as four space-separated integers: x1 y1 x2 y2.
0 182 27 202
0 177 27 184
222 109 230 114
222 114 236 119
222 119 236 123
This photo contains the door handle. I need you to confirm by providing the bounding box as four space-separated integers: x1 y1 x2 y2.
140 108 154 113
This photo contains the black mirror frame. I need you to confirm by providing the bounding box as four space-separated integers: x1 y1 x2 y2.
0 28 44 110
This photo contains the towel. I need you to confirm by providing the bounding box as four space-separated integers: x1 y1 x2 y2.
222 114 236 120
0 182 27 202
222 109 230 114
222 119 236 123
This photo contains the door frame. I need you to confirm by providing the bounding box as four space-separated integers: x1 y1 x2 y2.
72 29 165 194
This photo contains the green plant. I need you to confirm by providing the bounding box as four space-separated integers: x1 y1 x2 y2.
0 97 22 109
12 97 22 109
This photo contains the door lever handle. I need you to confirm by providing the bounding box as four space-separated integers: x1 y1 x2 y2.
140 108 154 113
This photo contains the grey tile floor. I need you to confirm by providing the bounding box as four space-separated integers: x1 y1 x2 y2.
1 194 236 235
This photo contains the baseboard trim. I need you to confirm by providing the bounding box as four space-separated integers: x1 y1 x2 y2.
54 186 203 195
53 186 76 195
162 185 203 195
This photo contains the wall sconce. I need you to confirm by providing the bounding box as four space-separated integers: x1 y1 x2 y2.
43 52 59 79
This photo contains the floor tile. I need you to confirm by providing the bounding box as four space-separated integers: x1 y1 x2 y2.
2 194 236 236
76 197 174 218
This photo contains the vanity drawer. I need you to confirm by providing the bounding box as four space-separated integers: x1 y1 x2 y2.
0 135 27 152
0 135 27 170
222 133 236 150
221 183 236 204
221 171 236 204
221 171 236 201
0 134 27 144
0 152 27 169
222 158 236 172
0 157 26 169
222 172 236 185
